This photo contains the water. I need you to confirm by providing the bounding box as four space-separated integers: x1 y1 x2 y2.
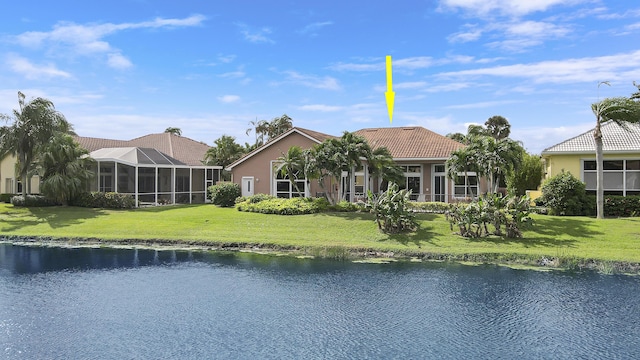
1 244 639 359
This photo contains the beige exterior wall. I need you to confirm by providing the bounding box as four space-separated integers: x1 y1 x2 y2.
0 155 41 194
231 132 325 197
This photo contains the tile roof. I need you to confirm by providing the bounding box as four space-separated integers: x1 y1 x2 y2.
74 133 211 166
354 126 465 159
542 121 640 154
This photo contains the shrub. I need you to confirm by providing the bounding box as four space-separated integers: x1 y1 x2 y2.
445 194 532 238
235 193 276 204
0 193 16 203
602 195 640 217
72 192 136 209
208 182 241 207
407 202 454 213
10 195 58 207
330 200 364 212
236 197 326 215
366 183 417 234
539 171 589 216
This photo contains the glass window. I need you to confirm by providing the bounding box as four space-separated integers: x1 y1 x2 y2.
407 165 421 173
584 172 596 189
603 160 624 170
627 160 640 170
434 165 445 173
584 161 596 170
603 172 624 189
626 173 640 190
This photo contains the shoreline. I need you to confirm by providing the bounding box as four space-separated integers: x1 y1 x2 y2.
3 235 639 275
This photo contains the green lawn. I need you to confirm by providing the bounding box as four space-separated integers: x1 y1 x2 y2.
1 203 639 268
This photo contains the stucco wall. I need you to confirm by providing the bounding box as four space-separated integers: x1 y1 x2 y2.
543 153 640 182
0 155 40 194
230 132 325 196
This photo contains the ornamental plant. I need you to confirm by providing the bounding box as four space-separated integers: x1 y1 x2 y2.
207 182 241 207
366 183 417 234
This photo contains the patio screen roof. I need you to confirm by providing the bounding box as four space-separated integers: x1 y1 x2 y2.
90 147 187 166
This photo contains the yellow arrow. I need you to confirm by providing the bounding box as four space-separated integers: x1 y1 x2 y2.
385 55 395 124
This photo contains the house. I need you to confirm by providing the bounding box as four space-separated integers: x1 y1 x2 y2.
0 132 222 205
541 121 640 196
227 126 475 203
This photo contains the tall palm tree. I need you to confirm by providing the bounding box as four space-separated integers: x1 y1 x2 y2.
337 132 372 201
203 135 246 180
39 134 95 205
164 127 182 136
591 94 640 219
0 91 72 196
367 147 404 191
468 136 521 194
275 146 305 196
446 146 477 198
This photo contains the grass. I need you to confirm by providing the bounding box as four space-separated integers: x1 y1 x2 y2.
1 203 640 272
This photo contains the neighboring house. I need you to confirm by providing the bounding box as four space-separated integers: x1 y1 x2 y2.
0 132 222 205
227 126 475 203
74 133 221 205
541 121 640 197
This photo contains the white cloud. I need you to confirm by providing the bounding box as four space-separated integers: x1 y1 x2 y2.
445 100 520 109
281 71 341 91
330 55 479 72
448 24 483 43
6 54 71 79
438 0 588 17
437 50 640 84
237 23 275 44
218 95 240 103
107 53 133 69
511 122 594 153
11 15 205 68
298 104 344 112
297 21 333 36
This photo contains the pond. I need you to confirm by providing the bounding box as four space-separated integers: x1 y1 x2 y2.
1 243 639 359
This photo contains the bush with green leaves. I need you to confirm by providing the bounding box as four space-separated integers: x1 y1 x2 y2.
445 194 532 238
72 192 135 209
539 171 589 216
366 183 417 234
235 193 276 204
236 196 328 215
10 195 58 207
407 201 454 213
602 195 640 217
207 182 241 207
0 193 16 203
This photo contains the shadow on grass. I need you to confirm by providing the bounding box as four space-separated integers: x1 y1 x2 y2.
474 216 603 248
133 203 205 213
2 206 107 231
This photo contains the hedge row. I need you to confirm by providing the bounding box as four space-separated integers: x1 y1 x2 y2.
11 195 57 207
235 195 365 215
602 196 640 217
407 201 454 213
0 193 16 203
72 192 136 209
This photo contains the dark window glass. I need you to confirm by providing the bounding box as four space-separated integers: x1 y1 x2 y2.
583 161 596 170
603 160 623 170
626 160 640 170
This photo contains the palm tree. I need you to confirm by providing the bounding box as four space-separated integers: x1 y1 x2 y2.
275 146 305 196
337 132 372 201
468 136 522 194
367 147 404 191
0 91 72 196
39 134 95 205
446 147 477 198
484 115 511 140
164 127 182 136
591 93 640 219
203 135 246 180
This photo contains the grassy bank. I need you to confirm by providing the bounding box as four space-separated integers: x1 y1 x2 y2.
1 203 639 273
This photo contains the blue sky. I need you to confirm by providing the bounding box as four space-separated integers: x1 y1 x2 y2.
1 0 639 154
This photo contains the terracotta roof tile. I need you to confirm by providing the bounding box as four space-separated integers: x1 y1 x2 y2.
355 126 465 159
73 133 211 166
542 121 640 154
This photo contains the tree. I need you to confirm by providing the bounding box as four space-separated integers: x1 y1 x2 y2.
367 147 404 191
484 115 511 140
246 114 293 147
469 136 522 194
336 132 372 201
203 135 246 180
446 147 477 198
446 132 468 144
164 127 182 136
275 146 306 195
39 134 95 205
0 91 72 196
506 152 544 196
591 88 640 219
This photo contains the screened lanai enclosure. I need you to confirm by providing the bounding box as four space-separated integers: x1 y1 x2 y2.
89 147 221 206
